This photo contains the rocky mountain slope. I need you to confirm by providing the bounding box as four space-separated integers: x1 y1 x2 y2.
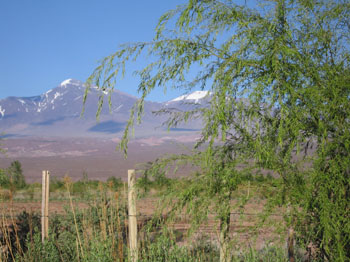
0 79 209 138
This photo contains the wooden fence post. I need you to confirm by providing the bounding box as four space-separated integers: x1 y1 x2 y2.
128 169 138 262
41 170 50 243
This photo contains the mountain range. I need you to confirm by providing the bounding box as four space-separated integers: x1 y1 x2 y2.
0 79 210 139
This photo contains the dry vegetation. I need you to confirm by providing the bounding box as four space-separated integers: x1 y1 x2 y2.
0 174 302 262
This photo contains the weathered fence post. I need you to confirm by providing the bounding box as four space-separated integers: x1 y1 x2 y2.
41 170 50 242
128 169 138 262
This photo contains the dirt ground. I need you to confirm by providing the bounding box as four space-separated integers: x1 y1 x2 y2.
0 197 286 250
0 138 196 183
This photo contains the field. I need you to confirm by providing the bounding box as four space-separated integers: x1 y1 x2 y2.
0 174 302 262
0 137 196 182
0 138 309 261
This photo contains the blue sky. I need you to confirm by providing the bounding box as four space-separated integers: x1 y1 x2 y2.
0 0 189 102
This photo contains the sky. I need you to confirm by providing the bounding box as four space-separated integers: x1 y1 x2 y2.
0 0 190 102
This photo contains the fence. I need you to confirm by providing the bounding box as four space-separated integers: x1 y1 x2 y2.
0 169 295 262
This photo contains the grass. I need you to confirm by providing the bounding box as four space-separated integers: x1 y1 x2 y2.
0 176 308 262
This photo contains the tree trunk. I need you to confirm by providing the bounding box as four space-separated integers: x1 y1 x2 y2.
288 227 295 262
219 212 231 262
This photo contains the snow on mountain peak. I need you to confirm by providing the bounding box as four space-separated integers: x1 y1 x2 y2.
51 92 63 104
0 106 5 118
170 90 211 103
60 79 82 88
60 79 74 86
18 99 26 105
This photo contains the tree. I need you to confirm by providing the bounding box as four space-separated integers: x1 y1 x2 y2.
0 135 6 155
86 0 350 260
0 168 9 188
0 161 26 190
8 160 26 190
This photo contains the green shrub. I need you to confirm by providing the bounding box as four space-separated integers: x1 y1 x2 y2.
0 211 41 261
8 160 26 189
106 176 123 190
0 168 10 187
140 229 191 262
49 176 65 192
71 179 99 198
0 161 26 191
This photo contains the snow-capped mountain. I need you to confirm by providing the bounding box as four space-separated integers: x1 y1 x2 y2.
0 79 208 138
169 90 212 103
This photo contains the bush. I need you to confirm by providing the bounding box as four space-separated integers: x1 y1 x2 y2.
49 176 65 192
106 176 123 190
9 160 26 189
0 211 41 261
0 161 26 192
0 168 10 187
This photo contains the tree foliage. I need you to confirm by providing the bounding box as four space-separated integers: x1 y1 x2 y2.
86 0 350 260
0 160 26 190
0 136 6 155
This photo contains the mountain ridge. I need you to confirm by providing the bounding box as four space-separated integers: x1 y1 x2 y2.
0 79 207 139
